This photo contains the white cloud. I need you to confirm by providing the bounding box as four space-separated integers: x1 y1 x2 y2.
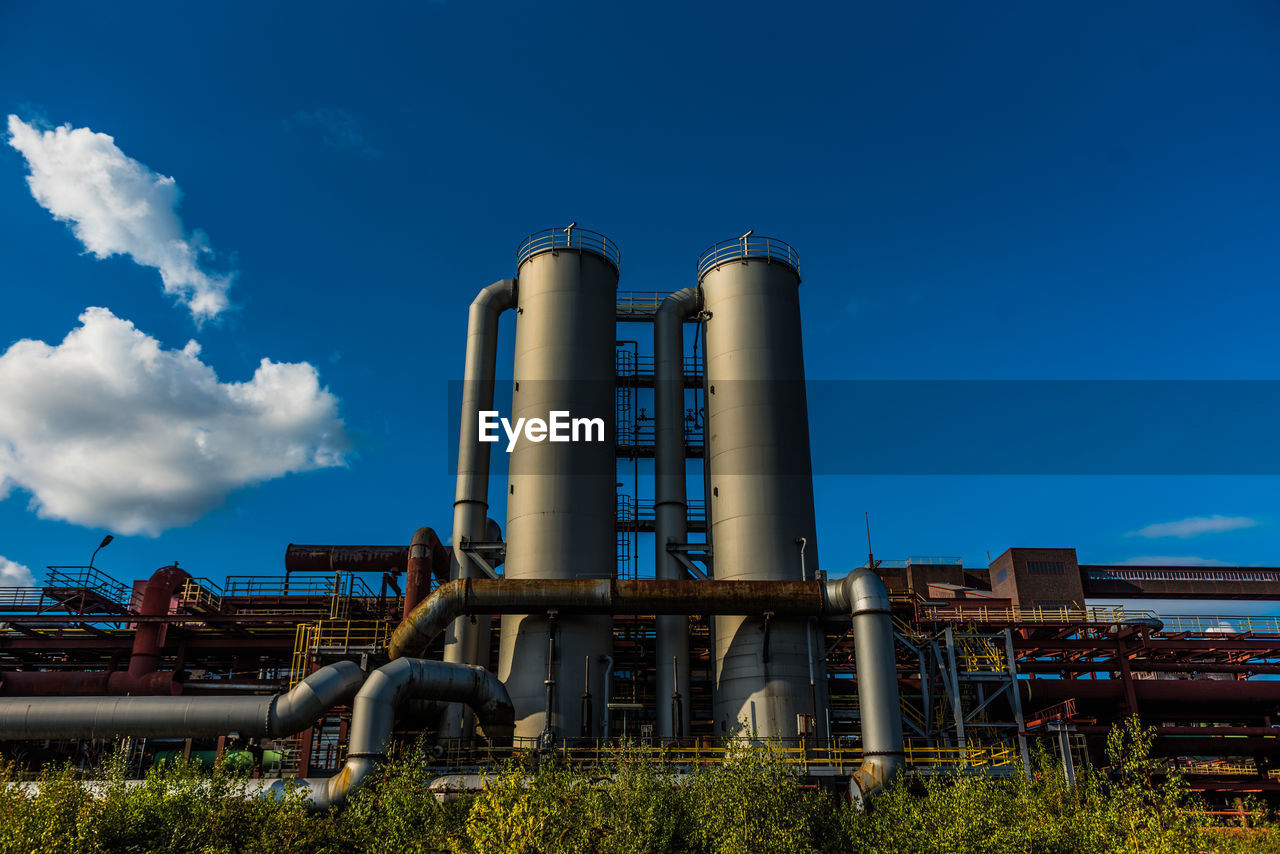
6 115 234 323
0 557 37 587
1127 515 1260 539
1114 556 1232 567
0 308 350 535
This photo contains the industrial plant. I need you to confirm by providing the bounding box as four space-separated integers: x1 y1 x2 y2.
2 228 1279 806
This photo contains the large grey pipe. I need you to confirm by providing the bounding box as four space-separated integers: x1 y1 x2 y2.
824 568 905 807
653 286 700 738
5 659 513 811
0 661 365 740
444 277 517 739
256 658 514 808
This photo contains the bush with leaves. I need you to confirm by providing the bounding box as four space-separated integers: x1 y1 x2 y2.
339 739 470 854
6 719 1280 853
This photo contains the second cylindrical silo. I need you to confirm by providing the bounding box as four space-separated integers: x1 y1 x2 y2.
499 228 619 742
698 236 826 741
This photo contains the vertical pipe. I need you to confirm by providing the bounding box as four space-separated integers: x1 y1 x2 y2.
126 565 191 688
442 278 517 740
404 527 444 621
826 569 906 807
602 655 614 738
653 286 699 738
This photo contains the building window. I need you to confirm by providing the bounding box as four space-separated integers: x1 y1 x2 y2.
995 568 1008 585
1028 560 1066 576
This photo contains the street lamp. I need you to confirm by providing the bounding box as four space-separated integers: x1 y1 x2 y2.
89 535 113 569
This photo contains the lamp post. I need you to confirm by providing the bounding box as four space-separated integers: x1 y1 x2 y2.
89 535 113 569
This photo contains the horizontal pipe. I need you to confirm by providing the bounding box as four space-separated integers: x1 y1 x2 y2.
389 578 830 660
0 670 182 697
5 659 512 812
0 661 364 740
284 544 410 574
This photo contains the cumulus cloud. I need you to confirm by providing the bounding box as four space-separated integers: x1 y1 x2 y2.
1115 556 1232 567
6 115 234 322
1127 515 1260 539
0 308 350 535
290 108 381 158
0 557 37 587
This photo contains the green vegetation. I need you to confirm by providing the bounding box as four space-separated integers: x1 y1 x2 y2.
2 719 1276 853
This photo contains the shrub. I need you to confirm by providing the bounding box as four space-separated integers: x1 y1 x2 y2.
3 720 1278 854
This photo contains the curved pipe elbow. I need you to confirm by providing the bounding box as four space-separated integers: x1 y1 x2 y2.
823 566 891 617
347 657 514 755
269 660 365 736
388 579 467 660
471 277 517 315
656 287 700 324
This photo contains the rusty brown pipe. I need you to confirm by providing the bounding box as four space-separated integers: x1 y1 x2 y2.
125 565 190 689
388 578 829 661
284 544 411 574
404 527 450 621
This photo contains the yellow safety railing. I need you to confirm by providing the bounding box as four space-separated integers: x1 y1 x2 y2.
1176 760 1280 780
289 620 393 687
177 578 221 612
955 635 1007 672
289 623 314 688
429 739 1019 775
309 619 391 650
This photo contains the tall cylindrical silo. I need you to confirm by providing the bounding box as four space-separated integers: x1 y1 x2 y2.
698 235 826 740
499 227 619 741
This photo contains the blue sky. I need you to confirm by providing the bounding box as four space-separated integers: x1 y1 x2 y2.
0 2 1278 609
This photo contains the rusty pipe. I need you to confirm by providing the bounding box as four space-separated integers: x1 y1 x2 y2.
404 527 449 620
284 544 411 575
127 565 191 686
389 577 832 660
